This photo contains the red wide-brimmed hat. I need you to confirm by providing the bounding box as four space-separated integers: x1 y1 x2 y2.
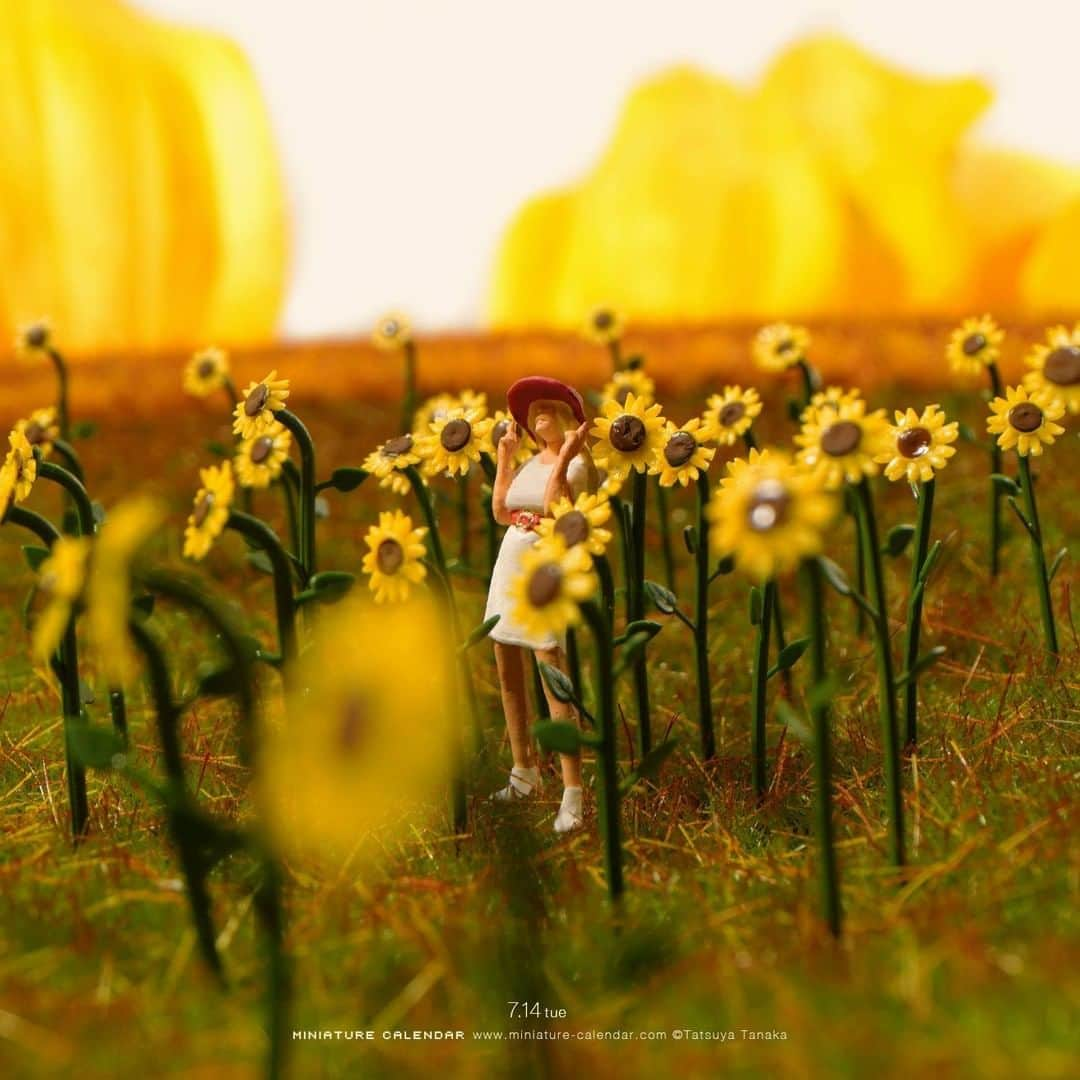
507 376 586 442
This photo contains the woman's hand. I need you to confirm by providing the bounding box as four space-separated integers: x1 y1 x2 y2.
497 422 521 464
558 421 589 464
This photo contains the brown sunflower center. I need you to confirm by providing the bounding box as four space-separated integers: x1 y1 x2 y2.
593 310 613 331
383 434 414 457
776 338 795 354
382 319 400 337
1044 345 1080 386
338 696 368 754
376 538 405 574
821 421 862 457
609 414 646 453
897 427 932 459
244 383 269 417
554 510 590 547
719 401 746 427
192 492 215 527
23 421 45 445
663 431 697 467
440 418 472 452
197 358 216 378
250 436 275 464
25 324 48 348
747 480 790 533
1008 402 1043 433
962 332 987 356
527 563 563 607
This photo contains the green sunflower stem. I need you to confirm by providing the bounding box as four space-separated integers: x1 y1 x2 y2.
127 618 225 982
566 627 584 709
612 494 633 621
853 477 906 869
1017 455 1060 659
253 856 291 1080
226 511 297 670
457 470 472 568
903 479 936 750
48 347 71 440
655 478 677 594
630 470 652 756
582 599 624 903
37 460 95 536
109 689 128 742
51 438 84 483
1 505 88 842
751 580 776 801
276 410 316 581
800 558 842 937
693 475 715 760
280 461 302 560
987 362 1005 578
796 359 818 410
400 341 418 435
608 339 623 374
596 553 616 634
222 375 241 406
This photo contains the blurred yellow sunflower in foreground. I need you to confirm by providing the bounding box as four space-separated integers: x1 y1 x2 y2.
183 347 230 399
363 433 423 496
183 462 236 560
653 419 715 487
1024 324 1080 414
511 535 597 640
234 421 292 489
0 429 37 516
538 491 612 557
259 596 454 867
232 370 290 439
986 386 1065 457
876 405 959 484
802 386 862 425
708 448 837 580
371 312 413 352
14 407 59 459
753 323 809 373
86 497 165 685
583 306 624 346
946 315 1004 377
361 510 428 604
31 537 90 664
418 405 493 478
600 368 654 407
795 397 890 490
590 392 666 483
701 386 762 445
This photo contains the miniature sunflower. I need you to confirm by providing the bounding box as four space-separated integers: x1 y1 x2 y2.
234 421 292 489
183 461 236 560
801 385 862 425
986 386 1066 458
590 392 667 483
183 347 230 398
31 537 90 664
371 312 413 352
538 491 613 557
259 595 454 867
232 370 290 439
511 535 597 640
14 407 59 459
86 496 165 685
418 406 493 478
482 410 533 468
701 386 762 445
752 322 810 373
363 433 423 496
15 320 52 360
1024 324 1080 414
653 419 716 487
708 448 837 581
412 390 487 435
601 368 654 407
876 405 959 484
0 429 37 515
795 398 891 491
583 306 624 346
361 510 428 604
946 315 1004 377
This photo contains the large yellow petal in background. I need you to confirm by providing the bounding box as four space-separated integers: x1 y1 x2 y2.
0 0 286 358
1021 196 1080 313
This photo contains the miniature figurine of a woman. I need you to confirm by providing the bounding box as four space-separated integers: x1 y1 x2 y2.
484 376 595 833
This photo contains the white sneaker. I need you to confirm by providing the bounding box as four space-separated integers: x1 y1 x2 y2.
553 787 584 833
491 766 541 802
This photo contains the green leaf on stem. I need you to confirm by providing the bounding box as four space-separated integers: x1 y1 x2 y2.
620 738 678 794
460 614 501 652
68 723 126 769
957 423 978 444
818 556 852 595
775 699 812 745
91 501 107 527
319 466 369 493
70 420 98 440
613 632 653 678
644 579 678 614
683 525 697 555
991 473 1020 496
786 397 803 423
22 545 50 572
538 661 576 704
245 550 275 576
894 646 947 689
711 555 736 578
748 586 763 626
916 540 944 588
1006 496 1035 538
205 440 230 459
613 619 664 646
808 675 839 712
1048 548 1068 582
308 570 355 599
768 637 810 679
532 720 583 755
882 523 915 558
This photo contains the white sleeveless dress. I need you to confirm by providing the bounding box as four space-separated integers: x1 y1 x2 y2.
484 453 588 650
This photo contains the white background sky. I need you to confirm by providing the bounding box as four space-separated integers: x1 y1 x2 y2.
142 0 1080 338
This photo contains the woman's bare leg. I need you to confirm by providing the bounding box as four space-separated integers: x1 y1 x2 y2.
494 642 535 770
535 645 582 789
